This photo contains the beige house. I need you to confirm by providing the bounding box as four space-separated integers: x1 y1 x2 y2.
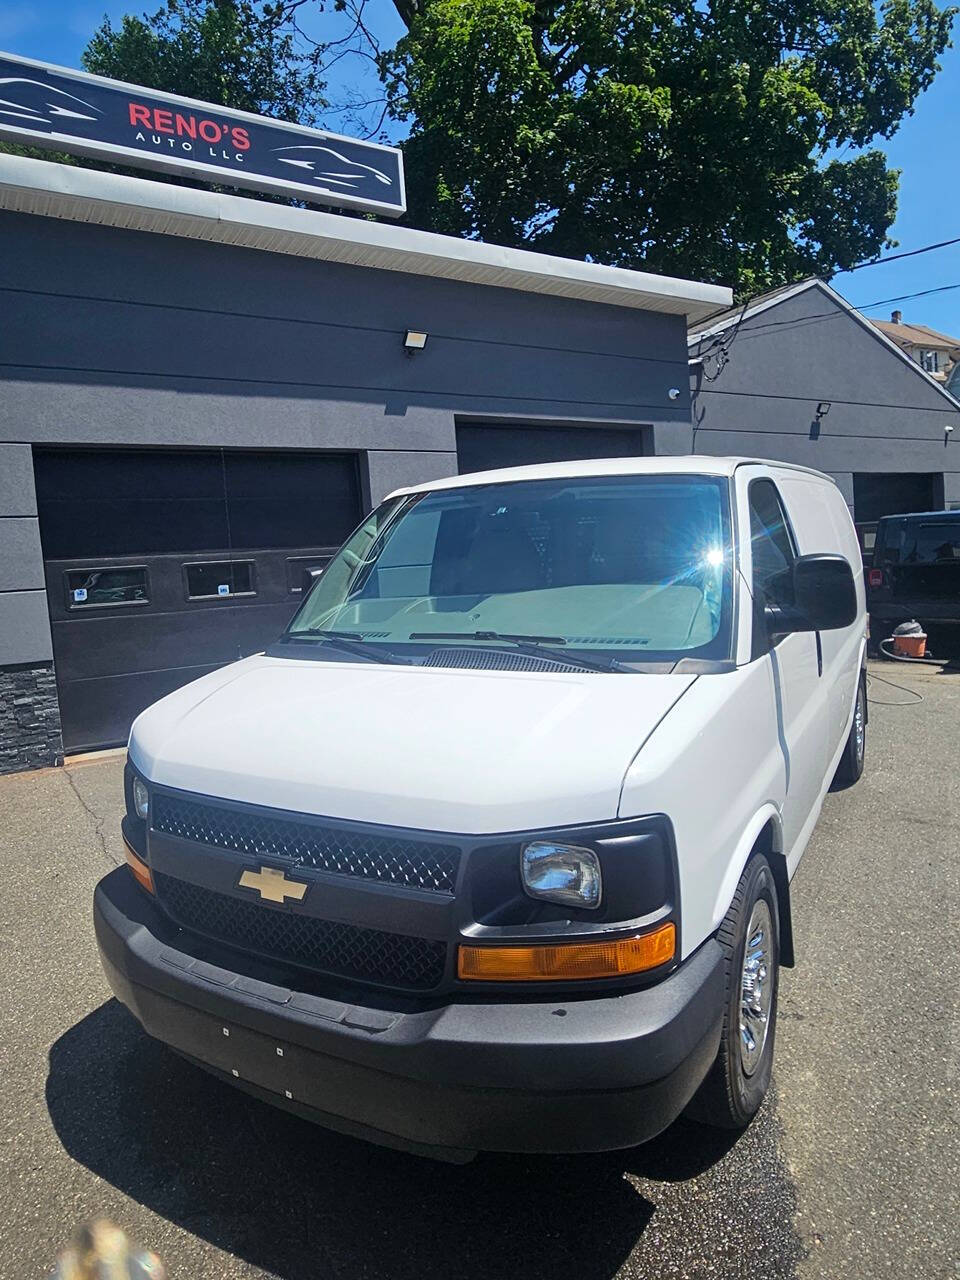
873 310 960 383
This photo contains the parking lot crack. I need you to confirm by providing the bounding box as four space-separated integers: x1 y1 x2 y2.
63 765 119 869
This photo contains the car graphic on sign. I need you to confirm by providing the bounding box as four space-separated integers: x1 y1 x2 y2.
272 144 394 191
0 76 100 129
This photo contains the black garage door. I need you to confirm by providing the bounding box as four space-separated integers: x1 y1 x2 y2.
853 473 945 523
35 448 362 753
456 422 650 474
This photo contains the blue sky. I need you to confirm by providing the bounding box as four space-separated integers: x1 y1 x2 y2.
4 0 959 337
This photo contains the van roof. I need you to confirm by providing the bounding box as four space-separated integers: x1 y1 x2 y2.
390 455 837 497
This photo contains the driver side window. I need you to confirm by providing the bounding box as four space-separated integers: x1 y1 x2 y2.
749 479 797 653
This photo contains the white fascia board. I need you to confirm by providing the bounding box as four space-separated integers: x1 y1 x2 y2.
0 153 732 320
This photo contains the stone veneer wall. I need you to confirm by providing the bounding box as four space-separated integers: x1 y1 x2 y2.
0 663 63 774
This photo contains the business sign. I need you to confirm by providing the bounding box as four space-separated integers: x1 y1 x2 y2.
0 50 405 216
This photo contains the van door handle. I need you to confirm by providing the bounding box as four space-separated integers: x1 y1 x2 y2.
815 631 823 676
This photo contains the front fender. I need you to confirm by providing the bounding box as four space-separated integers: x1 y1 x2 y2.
710 804 783 934
619 661 787 961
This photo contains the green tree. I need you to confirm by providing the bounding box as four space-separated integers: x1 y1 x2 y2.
382 0 955 291
83 0 327 123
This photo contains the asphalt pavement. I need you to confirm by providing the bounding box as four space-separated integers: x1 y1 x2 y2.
0 660 957 1279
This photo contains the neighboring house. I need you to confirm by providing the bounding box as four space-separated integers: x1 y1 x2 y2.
872 311 960 383
687 278 960 554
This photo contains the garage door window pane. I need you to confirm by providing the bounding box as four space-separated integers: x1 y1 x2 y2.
287 554 335 593
185 561 255 598
66 567 149 607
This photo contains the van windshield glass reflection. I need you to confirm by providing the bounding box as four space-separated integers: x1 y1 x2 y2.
284 476 734 665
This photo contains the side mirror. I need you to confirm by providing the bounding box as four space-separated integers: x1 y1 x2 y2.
766 554 858 637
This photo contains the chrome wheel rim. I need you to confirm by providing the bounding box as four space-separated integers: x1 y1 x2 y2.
854 685 865 764
739 899 774 1076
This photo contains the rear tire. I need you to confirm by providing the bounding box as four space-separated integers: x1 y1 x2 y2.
834 674 866 787
686 855 780 1130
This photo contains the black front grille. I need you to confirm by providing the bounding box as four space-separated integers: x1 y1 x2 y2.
152 792 460 894
154 872 447 991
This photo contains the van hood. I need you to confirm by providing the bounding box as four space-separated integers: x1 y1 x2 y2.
129 654 697 834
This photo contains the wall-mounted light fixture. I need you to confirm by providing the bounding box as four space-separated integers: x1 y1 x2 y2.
404 330 428 356
946 424 955 447
810 400 831 441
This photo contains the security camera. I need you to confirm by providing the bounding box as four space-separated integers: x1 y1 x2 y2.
668 387 682 400
945 424 955 434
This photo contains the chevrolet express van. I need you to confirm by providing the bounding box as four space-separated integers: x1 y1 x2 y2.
95 457 866 1159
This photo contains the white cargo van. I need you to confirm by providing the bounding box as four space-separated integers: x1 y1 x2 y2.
95 457 866 1159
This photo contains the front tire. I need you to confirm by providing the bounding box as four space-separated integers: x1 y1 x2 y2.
686 855 780 1130
834 674 866 787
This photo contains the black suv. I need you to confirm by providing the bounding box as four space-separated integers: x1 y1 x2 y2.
867 510 960 647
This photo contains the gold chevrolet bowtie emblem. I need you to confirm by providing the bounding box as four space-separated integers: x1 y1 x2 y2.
238 865 308 904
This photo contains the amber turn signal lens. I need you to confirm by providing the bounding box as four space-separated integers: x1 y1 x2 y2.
124 839 155 894
458 922 676 982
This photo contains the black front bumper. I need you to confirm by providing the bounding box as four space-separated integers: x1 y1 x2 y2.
95 868 724 1159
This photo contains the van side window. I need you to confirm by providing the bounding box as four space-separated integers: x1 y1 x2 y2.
748 479 796 625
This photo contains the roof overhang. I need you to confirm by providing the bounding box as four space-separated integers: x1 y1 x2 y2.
0 153 732 321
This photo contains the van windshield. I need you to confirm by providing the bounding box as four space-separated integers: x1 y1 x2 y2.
283 475 734 667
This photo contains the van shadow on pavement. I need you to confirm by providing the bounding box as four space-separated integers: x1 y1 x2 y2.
46 1000 748 1280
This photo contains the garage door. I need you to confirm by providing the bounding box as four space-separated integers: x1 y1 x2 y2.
852 473 945 523
35 448 362 753
456 422 650 474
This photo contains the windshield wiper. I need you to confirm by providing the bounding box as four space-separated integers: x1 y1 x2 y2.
289 627 366 640
408 630 625 673
410 629 567 645
278 628 415 665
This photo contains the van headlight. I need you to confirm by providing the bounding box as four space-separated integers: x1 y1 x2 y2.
521 841 602 910
132 777 150 821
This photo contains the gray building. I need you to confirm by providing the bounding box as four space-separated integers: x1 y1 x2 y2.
687 278 960 528
0 152 729 771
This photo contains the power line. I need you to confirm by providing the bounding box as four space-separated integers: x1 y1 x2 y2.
693 280 960 348
845 234 960 273
693 234 960 349
855 282 960 309
698 298 750 380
